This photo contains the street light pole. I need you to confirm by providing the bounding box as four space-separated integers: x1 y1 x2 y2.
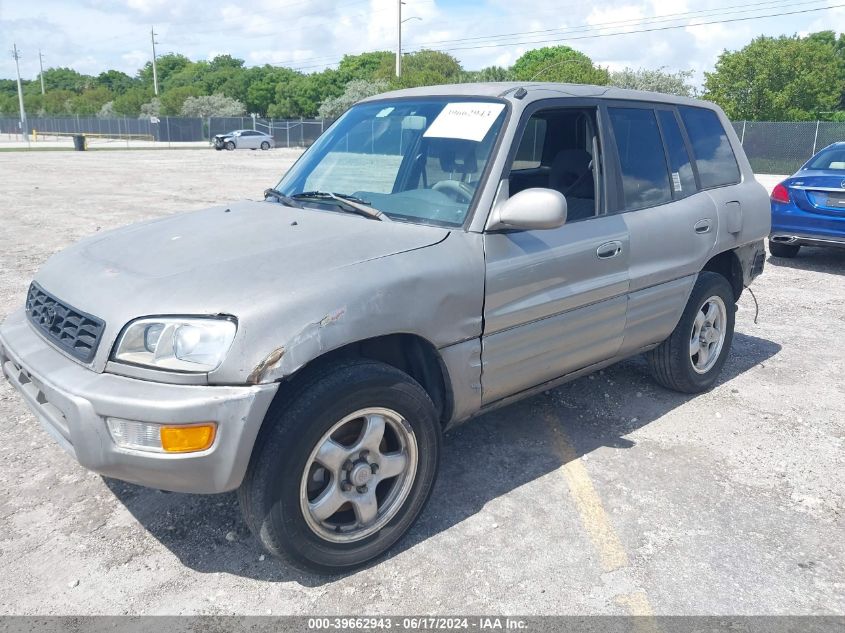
12 43 28 143
151 26 159 96
396 0 402 78
38 49 46 95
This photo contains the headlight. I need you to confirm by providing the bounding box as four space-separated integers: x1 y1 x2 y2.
112 316 237 373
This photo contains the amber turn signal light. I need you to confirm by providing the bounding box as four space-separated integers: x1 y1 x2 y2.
160 423 217 453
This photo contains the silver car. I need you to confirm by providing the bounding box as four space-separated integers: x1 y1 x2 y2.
213 129 275 150
0 83 769 572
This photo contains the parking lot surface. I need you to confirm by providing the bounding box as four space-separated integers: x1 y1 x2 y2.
0 149 842 615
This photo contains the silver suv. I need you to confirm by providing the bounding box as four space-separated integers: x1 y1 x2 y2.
0 83 769 572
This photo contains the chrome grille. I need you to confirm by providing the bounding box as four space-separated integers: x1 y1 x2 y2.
25 283 105 363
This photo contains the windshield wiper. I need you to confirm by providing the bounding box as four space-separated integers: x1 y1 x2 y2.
264 188 304 208
292 191 388 221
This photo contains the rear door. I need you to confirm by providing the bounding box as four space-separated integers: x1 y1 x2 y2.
604 103 719 355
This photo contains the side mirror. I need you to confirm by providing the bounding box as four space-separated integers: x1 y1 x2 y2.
488 188 568 231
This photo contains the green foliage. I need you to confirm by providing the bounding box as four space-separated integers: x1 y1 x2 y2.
378 50 463 89
460 66 514 83
511 46 609 84
703 34 845 121
138 53 191 88
337 52 394 83
269 70 344 118
318 79 389 119
180 93 246 117
96 70 136 95
609 67 695 97
112 87 154 116
159 85 201 115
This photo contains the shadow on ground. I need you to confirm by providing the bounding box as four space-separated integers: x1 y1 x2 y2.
767 246 845 276
104 332 780 586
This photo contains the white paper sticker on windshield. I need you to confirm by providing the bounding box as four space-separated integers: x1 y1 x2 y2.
423 102 506 142
376 106 395 118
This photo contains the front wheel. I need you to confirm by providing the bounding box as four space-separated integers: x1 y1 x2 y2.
238 360 441 573
225 141 235 151
648 272 735 393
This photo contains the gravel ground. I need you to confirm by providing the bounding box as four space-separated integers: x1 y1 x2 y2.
0 149 842 616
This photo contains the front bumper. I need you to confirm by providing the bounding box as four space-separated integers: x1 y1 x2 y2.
0 309 278 493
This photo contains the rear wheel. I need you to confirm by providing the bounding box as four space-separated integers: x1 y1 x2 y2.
260 141 271 150
769 241 800 258
648 272 735 393
238 359 441 573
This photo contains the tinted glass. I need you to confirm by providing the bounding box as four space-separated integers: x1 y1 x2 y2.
608 107 672 210
658 110 697 198
512 117 547 170
806 147 845 171
678 106 740 188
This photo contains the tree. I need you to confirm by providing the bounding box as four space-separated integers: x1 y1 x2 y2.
376 50 463 89
112 87 153 116
138 53 191 89
337 52 394 83
460 66 513 83
96 70 135 95
703 34 845 120
180 93 246 117
40 67 94 93
318 79 389 118
511 46 609 84
609 67 694 97
66 87 114 115
139 98 161 119
159 85 200 115
245 66 301 115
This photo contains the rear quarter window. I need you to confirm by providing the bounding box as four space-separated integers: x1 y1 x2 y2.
678 106 740 189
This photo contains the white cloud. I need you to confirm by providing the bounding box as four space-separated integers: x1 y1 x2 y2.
0 0 842 86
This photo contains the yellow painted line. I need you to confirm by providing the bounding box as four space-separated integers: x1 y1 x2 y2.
547 415 629 572
546 414 660 628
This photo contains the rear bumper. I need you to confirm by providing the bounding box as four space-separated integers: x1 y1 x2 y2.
0 309 278 493
771 200 845 247
769 233 845 249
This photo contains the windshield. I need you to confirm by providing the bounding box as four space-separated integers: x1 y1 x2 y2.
276 98 508 227
805 147 845 171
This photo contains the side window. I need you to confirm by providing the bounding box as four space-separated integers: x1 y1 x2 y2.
512 118 547 170
678 106 740 189
608 107 672 211
657 110 697 199
508 108 601 222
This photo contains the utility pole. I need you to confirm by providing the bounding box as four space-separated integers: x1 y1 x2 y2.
12 43 28 143
396 0 402 78
38 50 46 95
150 27 159 96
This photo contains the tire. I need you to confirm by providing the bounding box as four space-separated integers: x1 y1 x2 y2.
769 241 800 258
648 272 735 394
225 141 235 151
260 141 270 150
238 359 441 573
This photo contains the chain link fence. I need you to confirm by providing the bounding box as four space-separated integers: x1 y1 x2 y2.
0 116 329 147
2 115 844 172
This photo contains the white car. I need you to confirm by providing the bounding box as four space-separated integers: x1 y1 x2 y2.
213 129 275 151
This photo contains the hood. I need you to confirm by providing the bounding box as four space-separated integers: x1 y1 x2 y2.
34 200 449 369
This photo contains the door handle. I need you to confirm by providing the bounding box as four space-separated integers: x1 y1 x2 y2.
596 241 623 259
694 219 712 234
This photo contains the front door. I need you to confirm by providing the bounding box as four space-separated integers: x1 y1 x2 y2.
480 105 630 405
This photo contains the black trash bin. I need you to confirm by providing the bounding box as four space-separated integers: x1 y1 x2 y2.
72 135 86 151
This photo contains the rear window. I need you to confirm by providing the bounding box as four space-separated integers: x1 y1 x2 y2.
678 106 740 188
608 107 672 211
805 147 845 171
657 110 697 199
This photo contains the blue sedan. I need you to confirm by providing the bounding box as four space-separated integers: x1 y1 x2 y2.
769 142 845 258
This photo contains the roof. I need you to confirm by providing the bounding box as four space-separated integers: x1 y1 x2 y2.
360 82 710 109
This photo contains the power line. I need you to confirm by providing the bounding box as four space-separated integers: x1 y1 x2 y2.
415 0 824 48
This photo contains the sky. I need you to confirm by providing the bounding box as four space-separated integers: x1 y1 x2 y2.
1 0 844 86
